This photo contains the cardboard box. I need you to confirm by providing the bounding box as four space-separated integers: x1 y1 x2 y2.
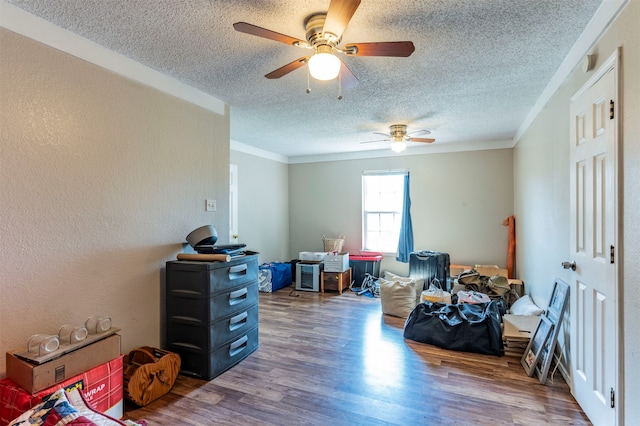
450 264 473 277
508 278 524 296
324 252 349 272
0 355 124 423
6 334 121 394
475 264 508 278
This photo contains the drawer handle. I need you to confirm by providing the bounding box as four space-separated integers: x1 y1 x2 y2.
229 287 248 305
171 289 201 296
171 342 201 350
229 264 248 280
229 311 248 332
229 335 248 357
171 315 202 325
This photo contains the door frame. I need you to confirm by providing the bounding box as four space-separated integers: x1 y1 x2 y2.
569 47 622 424
230 163 239 243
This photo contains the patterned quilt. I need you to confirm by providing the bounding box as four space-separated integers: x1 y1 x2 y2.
9 388 144 426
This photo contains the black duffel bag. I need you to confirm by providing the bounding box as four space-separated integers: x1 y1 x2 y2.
403 301 503 356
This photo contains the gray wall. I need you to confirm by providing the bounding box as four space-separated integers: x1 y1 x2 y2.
0 29 230 374
513 1 640 423
230 150 289 264
4 1 639 421
288 149 514 277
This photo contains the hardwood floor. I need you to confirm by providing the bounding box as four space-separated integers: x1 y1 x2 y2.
125 289 590 425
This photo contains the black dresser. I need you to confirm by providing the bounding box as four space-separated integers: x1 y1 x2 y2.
165 254 259 380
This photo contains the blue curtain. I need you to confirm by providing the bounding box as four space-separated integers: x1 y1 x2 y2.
396 173 414 263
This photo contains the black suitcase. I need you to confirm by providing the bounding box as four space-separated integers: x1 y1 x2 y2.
409 250 450 291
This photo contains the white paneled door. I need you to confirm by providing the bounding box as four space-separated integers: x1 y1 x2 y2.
569 51 619 426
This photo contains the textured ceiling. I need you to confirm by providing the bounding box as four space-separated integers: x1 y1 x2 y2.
5 0 604 158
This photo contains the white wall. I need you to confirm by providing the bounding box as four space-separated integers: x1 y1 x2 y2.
513 1 639 423
288 149 514 277
513 86 571 306
230 150 289 264
0 29 230 375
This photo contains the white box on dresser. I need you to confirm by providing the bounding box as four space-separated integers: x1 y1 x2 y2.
324 252 349 272
298 251 329 262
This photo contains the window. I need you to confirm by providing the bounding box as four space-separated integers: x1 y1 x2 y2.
362 172 406 253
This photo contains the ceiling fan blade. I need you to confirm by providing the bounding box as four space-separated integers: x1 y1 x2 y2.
265 57 309 79
360 139 390 144
323 0 361 39
344 41 415 57
233 22 307 47
339 61 359 89
409 137 436 143
408 129 431 136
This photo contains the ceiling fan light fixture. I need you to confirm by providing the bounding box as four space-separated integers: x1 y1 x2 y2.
391 141 406 153
308 45 341 80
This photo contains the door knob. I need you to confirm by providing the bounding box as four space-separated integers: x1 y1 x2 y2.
562 261 576 271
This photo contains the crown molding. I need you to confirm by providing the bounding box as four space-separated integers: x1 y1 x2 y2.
0 1 226 116
230 140 289 164
513 0 628 143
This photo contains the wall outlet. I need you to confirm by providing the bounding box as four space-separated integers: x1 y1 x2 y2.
206 199 216 212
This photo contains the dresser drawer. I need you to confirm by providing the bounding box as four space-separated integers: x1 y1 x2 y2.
166 256 258 297
174 325 259 380
166 303 258 351
166 281 258 325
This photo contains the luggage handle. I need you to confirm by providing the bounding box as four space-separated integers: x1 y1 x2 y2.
415 251 438 259
457 304 489 324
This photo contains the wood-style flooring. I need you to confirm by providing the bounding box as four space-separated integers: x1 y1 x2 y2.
125 288 590 425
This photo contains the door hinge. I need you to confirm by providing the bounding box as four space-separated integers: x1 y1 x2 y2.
611 388 615 408
610 100 615 119
610 245 615 264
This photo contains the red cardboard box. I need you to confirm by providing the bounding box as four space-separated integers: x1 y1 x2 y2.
0 355 123 425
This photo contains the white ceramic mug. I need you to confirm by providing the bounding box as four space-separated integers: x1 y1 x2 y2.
27 334 60 356
58 324 88 344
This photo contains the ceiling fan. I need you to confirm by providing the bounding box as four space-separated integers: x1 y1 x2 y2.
362 124 435 152
233 0 415 89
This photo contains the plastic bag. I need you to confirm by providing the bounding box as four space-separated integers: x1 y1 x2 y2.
420 278 452 304
457 290 491 304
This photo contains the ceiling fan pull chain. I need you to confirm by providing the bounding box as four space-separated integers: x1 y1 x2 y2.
306 66 311 94
338 71 343 100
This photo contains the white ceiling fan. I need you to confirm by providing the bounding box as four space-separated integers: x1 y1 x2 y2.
233 0 415 89
362 124 435 152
